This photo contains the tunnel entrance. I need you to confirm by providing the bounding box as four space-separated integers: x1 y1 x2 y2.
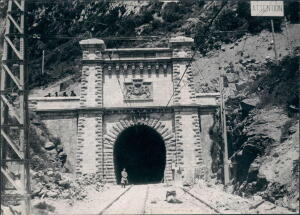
113 125 166 184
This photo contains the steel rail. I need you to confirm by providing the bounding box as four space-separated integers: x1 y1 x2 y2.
98 185 133 215
181 187 220 214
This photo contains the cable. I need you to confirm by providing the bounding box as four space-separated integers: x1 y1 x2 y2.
153 0 230 125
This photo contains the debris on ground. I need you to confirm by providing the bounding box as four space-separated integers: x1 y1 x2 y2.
31 170 104 201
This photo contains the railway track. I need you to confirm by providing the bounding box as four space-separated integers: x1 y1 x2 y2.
99 185 149 215
98 184 219 214
181 187 220 214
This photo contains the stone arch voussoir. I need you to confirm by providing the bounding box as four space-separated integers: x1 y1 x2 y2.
103 118 175 183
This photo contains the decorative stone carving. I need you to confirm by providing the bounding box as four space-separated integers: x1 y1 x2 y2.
124 79 152 101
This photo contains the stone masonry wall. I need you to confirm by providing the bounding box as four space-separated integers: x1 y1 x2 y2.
102 116 175 183
174 109 203 184
76 39 105 175
73 37 218 183
80 65 103 107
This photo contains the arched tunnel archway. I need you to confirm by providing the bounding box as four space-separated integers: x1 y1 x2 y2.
114 124 166 184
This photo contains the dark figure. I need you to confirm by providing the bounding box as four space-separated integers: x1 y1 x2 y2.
70 90 76 96
121 168 128 188
45 93 51 97
55 92 58 97
62 92 68 97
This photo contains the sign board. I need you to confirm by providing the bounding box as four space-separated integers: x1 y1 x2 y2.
251 1 284 17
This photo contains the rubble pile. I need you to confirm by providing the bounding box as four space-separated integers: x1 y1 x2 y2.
32 170 105 201
29 112 68 172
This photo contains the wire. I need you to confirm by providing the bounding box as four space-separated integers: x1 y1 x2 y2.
152 0 230 125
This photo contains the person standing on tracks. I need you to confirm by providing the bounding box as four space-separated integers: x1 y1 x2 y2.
121 168 128 188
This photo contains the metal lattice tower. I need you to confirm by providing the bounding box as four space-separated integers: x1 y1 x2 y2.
0 0 31 214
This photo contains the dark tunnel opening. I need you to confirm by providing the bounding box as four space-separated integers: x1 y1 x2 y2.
114 125 166 184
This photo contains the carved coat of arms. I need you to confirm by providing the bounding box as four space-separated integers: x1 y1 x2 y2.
124 79 152 101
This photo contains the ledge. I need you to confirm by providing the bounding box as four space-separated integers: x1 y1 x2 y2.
29 96 80 101
105 48 171 52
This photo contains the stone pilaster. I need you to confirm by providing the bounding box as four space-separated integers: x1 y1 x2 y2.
95 114 104 175
79 38 105 108
192 112 205 179
170 36 196 105
174 108 201 184
76 115 86 175
76 39 106 176
174 110 184 166
95 66 103 107
76 112 98 175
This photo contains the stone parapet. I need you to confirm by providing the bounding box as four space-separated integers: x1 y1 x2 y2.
28 97 80 111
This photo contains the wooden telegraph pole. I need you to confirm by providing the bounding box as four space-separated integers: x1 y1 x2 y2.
219 69 230 185
250 0 284 65
270 19 279 64
0 0 31 214
42 50 45 75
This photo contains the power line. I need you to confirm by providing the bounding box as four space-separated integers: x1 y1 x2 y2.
154 0 230 124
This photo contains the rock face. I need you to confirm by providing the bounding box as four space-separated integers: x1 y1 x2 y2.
207 53 299 212
227 103 299 212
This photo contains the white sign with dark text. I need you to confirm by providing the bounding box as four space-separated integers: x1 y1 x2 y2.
251 1 284 17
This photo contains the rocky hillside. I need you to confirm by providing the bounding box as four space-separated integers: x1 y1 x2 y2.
223 55 299 212
0 0 299 213
206 35 299 212
1 0 298 88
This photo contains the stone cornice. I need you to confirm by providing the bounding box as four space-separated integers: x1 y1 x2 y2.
33 104 218 114
104 48 171 52
81 57 194 64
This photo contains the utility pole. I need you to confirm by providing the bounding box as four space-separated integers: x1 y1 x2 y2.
42 50 45 75
270 19 279 64
219 69 230 186
0 0 31 214
284 16 292 55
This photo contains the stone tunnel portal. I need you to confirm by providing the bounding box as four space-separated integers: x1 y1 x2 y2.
114 125 166 185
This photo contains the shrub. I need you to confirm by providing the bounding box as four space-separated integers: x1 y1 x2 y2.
161 3 183 23
280 119 297 142
248 56 299 112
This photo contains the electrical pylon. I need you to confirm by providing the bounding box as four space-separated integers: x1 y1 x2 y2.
0 0 31 214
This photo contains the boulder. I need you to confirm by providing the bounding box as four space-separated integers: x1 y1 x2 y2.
240 97 260 113
32 182 43 196
40 175 50 184
61 191 71 199
44 141 55 150
46 170 54 176
56 145 63 153
166 190 178 203
235 82 248 91
53 172 62 181
33 201 56 212
58 178 71 188
225 73 239 83
47 191 59 198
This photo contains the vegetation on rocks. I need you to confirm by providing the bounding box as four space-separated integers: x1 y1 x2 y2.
0 0 298 213
29 112 67 171
1 0 298 88
219 55 299 211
